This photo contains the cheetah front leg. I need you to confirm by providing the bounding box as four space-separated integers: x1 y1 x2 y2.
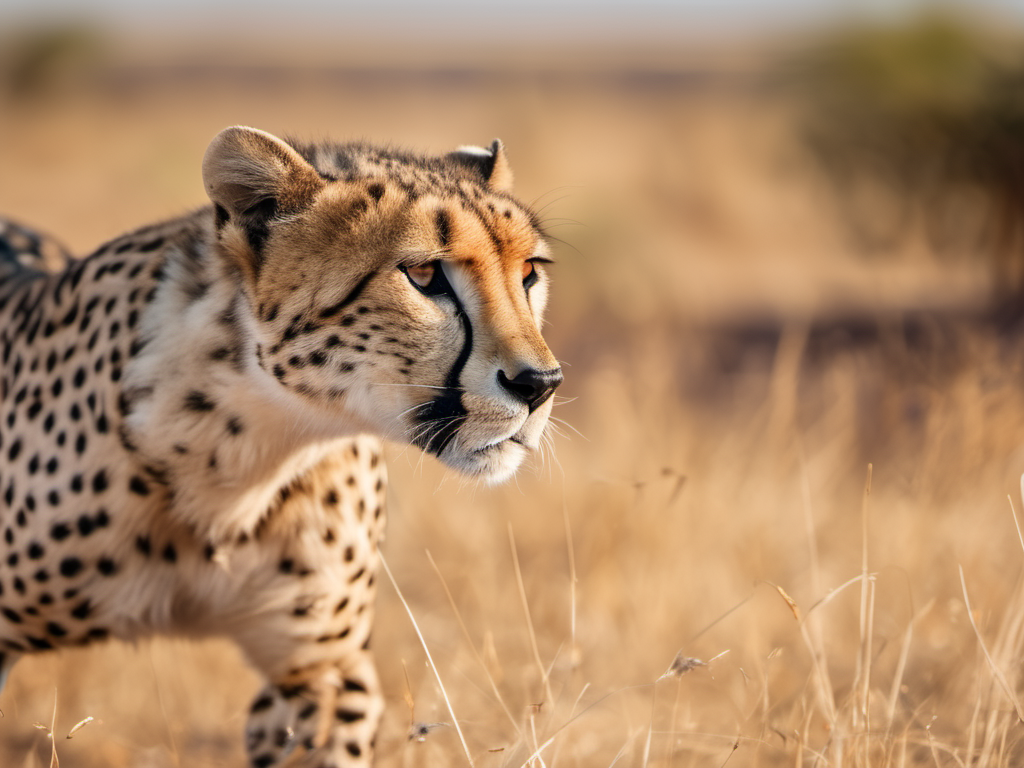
244 650 383 768
224 438 388 767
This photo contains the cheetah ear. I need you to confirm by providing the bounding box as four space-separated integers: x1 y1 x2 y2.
202 126 324 250
447 139 514 192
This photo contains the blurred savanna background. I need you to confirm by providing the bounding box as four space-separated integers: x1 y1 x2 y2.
6 0 1024 765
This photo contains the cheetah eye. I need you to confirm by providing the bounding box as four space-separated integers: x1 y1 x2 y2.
404 262 436 288
522 259 540 289
399 261 452 297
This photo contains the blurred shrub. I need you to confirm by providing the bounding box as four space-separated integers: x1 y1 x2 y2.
0 24 106 101
792 12 1024 298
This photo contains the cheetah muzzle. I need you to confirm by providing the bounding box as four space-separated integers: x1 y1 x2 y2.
0 126 562 767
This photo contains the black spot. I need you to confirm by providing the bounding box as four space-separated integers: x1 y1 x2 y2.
345 742 362 758
250 694 274 713
26 636 53 650
92 470 108 493
33 569 49 582
128 476 150 495
70 600 92 619
77 515 96 536
226 417 243 436
298 702 318 719
139 237 164 252
2 607 21 623
343 678 368 693
50 523 71 541
135 535 151 556
46 622 67 637
324 489 338 505
75 433 87 454
336 708 365 723
183 390 215 412
45 456 58 474
162 543 177 562
47 489 60 506
97 558 117 576
59 557 83 577
279 559 294 574
367 182 385 202
252 755 274 768
27 542 44 559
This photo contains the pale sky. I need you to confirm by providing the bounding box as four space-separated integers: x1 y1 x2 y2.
3 0 1023 40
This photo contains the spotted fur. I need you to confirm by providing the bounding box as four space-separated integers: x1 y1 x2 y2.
0 127 561 766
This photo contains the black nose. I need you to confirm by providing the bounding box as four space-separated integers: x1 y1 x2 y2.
497 367 563 411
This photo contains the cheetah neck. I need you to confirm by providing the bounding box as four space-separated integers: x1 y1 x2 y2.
119 216 375 543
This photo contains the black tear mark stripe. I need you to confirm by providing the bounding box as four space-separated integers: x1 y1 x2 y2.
414 264 473 456
317 268 379 320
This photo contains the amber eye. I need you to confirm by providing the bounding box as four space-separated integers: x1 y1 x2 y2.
405 262 436 288
522 259 541 289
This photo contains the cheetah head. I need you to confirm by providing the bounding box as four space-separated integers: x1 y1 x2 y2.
203 126 561 482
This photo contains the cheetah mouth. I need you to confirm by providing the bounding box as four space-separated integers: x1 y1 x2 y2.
471 436 519 456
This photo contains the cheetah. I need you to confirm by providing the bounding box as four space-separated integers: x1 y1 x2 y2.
0 127 562 766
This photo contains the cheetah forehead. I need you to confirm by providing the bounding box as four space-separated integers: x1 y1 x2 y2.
269 140 543 269
290 140 530 219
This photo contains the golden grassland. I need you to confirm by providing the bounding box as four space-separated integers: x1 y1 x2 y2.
2 44 1024 766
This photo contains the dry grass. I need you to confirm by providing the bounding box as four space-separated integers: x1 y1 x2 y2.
3 37 1024 767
